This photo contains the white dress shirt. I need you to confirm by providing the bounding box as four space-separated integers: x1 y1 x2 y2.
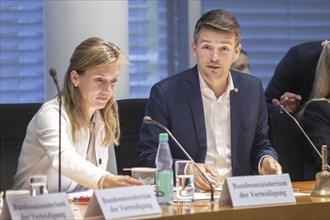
198 72 235 185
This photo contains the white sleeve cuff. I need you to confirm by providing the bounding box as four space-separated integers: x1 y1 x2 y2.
258 155 274 174
98 173 107 189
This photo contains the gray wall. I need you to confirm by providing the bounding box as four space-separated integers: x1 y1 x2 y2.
44 1 129 101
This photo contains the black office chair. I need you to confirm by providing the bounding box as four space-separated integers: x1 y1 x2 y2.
268 113 305 181
115 98 148 175
0 103 42 191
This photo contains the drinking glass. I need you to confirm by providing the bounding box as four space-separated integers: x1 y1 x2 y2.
131 167 156 185
175 160 194 203
29 175 48 196
5 190 30 199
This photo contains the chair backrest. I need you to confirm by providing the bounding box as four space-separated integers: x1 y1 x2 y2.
0 103 42 191
268 113 305 181
115 98 148 175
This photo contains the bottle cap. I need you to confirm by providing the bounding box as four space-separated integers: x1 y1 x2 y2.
159 133 169 142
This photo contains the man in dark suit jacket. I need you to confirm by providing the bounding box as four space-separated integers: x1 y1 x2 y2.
137 9 282 191
265 41 323 116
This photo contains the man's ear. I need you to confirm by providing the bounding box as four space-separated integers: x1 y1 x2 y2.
191 40 197 58
234 44 242 62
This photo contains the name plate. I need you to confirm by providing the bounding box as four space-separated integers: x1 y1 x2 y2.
219 174 296 207
85 185 161 219
2 192 73 219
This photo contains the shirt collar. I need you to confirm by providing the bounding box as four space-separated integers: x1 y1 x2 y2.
198 71 235 97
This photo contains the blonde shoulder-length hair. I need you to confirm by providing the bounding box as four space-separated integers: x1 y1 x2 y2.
297 40 330 121
61 37 127 146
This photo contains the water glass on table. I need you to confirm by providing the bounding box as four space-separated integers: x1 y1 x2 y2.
29 175 48 196
175 160 195 203
131 167 156 185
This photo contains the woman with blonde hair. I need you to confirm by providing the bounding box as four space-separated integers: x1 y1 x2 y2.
297 40 330 180
14 37 143 192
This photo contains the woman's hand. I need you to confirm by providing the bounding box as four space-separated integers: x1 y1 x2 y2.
102 172 144 188
280 92 302 113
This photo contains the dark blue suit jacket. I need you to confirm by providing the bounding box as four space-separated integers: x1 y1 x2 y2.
136 65 278 176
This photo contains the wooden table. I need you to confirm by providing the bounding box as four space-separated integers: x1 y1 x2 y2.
72 181 330 220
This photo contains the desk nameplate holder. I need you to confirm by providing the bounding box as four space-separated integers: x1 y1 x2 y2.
85 185 161 220
219 173 296 207
0 192 73 220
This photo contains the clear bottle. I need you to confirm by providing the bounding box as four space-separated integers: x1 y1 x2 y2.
155 133 173 204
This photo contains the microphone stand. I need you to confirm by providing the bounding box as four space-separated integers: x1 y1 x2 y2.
1 127 6 199
273 99 330 196
272 99 330 170
144 116 215 202
49 68 62 192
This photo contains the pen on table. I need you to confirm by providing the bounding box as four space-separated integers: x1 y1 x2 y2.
68 195 90 203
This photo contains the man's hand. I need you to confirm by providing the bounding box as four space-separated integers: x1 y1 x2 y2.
194 163 218 191
260 157 282 175
280 92 302 113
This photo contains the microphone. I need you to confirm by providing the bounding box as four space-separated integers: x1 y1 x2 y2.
272 99 330 170
49 68 62 192
143 116 215 202
49 68 59 88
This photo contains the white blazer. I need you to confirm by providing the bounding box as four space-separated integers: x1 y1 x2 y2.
13 98 111 192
